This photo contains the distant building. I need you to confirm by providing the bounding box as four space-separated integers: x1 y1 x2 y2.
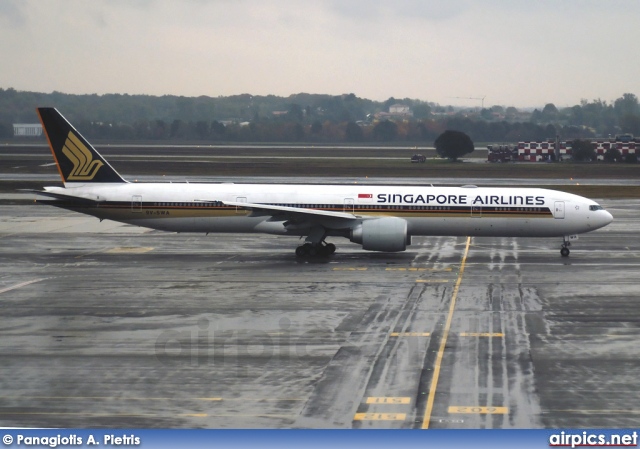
389 104 413 116
515 135 639 161
591 136 638 161
517 140 567 161
13 124 43 137
375 104 414 120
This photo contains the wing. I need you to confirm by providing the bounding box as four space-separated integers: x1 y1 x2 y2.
196 199 359 229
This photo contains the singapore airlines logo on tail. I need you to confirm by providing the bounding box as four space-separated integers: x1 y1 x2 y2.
62 131 103 180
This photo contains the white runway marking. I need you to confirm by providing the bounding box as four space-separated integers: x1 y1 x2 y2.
0 278 47 295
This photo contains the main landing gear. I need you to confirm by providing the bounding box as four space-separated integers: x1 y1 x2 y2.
295 242 336 258
295 225 336 258
560 237 571 257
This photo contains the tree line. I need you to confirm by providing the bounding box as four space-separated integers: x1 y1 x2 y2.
0 88 638 144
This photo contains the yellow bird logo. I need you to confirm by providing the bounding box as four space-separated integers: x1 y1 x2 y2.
62 131 103 181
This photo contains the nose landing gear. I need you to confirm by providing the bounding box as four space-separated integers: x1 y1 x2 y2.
560 236 571 257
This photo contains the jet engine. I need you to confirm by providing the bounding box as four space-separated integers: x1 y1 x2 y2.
349 217 409 252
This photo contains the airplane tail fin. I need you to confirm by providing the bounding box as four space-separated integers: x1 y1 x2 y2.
37 107 126 184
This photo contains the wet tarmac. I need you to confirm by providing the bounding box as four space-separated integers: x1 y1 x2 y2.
0 199 638 429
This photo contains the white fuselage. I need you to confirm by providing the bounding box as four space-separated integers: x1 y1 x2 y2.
41 182 613 239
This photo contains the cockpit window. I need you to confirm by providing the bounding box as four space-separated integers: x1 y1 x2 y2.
589 205 604 211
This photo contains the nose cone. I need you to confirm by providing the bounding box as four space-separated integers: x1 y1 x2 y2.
594 210 613 230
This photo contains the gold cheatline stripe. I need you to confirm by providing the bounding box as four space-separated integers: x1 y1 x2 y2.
421 236 471 430
93 203 551 217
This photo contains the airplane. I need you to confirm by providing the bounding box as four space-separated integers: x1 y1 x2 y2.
32 107 613 258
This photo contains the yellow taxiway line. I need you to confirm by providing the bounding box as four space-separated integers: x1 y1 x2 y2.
421 236 471 429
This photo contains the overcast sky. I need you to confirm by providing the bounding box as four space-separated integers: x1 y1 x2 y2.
1 0 638 108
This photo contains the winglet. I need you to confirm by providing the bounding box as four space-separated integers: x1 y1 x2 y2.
37 107 126 184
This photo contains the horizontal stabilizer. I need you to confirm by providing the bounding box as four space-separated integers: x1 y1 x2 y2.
20 189 102 204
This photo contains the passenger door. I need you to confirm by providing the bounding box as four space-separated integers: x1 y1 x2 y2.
235 196 247 214
131 195 142 213
344 198 354 213
554 201 565 219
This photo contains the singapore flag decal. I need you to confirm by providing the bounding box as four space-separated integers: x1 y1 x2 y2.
358 193 373 202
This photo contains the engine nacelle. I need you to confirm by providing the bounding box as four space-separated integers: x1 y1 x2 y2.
349 217 409 252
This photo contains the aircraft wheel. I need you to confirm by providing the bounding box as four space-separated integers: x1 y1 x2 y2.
307 245 318 257
560 247 570 257
317 243 333 257
295 245 308 257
